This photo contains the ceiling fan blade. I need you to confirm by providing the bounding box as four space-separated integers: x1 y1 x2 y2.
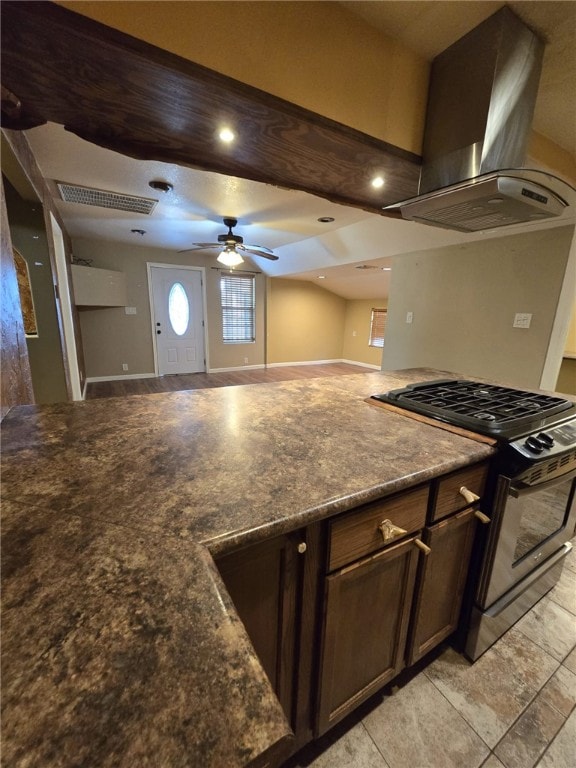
177 242 220 253
239 243 279 260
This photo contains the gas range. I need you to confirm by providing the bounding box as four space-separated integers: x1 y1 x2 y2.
372 378 576 663
371 379 576 475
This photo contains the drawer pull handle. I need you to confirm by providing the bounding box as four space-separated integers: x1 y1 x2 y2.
414 538 431 556
474 510 491 524
297 542 307 554
378 519 407 542
459 486 480 504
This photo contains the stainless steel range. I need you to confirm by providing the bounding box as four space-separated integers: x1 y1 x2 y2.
372 379 576 661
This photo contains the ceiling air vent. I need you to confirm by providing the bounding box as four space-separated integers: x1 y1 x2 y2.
56 182 158 214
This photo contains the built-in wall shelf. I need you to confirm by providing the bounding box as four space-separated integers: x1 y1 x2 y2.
71 264 127 308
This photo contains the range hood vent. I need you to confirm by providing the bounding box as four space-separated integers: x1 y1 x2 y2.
396 173 568 233
386 7 574 231
56 182 158 214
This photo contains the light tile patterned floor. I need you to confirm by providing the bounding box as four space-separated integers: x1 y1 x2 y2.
284 540 576 768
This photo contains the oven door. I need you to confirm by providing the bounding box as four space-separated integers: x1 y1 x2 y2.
477 469 576 608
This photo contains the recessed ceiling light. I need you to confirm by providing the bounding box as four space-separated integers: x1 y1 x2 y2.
317 275 326 279
219 127 236 143
371 176 385 189
381 267 392 271
318 216 335 223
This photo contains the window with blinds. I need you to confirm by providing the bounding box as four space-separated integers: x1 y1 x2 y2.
369 308 387 347
220 274 255 343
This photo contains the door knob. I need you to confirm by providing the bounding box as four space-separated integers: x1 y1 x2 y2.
157 330 161 334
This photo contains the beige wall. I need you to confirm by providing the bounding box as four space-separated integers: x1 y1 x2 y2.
342 299 387 367
527 132 576 185
75 240 385 377
556 358 576 395
266 278 346 365
556 302 576 395
382 226 575 390
58 0 428 155
72 239 266 377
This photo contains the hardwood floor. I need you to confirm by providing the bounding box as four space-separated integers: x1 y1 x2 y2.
85 363 374 400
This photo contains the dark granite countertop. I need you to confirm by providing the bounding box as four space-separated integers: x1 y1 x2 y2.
1 369 496 767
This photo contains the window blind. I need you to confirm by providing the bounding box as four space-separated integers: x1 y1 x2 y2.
220 274 255 343
369 308 387 347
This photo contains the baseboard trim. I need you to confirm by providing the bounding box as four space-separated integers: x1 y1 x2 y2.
266 359 380 370
86 361 379 382
86 373 156 383
208 364 266 373
341 359 381 370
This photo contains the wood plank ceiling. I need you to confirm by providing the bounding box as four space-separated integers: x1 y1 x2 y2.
1 1 422 218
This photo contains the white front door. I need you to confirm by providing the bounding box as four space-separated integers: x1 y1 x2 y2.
149 266 206 375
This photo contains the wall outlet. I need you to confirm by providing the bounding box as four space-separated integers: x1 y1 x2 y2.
244 357 249 364
122 363 129 371
406 311 414 324
513 312 532 329
352 330 357 337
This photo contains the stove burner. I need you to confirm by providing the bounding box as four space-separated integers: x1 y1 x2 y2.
371 379 575 438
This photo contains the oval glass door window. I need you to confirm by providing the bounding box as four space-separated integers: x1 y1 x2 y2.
168 282 190 336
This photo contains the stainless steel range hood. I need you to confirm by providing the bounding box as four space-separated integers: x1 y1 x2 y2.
386 7 573 232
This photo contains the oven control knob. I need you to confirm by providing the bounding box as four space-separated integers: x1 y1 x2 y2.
524 436 544 453
537 432 555 448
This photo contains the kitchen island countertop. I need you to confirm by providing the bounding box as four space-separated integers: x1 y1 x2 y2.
1 369 496 768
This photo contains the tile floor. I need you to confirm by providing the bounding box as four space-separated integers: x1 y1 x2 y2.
284 539 576 768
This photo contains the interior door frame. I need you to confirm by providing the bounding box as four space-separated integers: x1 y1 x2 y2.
50 212 83 400
146 262 209 376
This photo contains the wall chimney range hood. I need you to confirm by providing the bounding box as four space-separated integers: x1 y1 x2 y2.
386 7 574 232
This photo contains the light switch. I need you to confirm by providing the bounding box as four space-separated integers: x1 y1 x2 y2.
125 306 137 315
406 311 413 324
513 313 532 329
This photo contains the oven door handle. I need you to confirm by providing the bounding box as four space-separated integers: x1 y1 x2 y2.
509 469 576 498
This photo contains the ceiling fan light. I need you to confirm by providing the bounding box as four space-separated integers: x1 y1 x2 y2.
217 248 244 267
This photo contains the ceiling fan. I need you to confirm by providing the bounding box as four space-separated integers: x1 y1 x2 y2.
179 217 278 266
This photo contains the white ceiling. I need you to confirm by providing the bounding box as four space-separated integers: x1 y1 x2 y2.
23 1 576 300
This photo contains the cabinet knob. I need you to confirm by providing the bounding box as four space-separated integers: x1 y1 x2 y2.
297 542 307 554
459 486 480 504
474 509 491 524
414 538 432 556
378 519 407 542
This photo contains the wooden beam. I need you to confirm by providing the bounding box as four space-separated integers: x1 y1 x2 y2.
1 1 421 215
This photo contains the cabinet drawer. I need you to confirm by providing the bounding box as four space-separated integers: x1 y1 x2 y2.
430 462 489 522
328 485 429 571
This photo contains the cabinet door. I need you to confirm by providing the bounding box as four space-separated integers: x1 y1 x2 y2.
216 532 302 726
316 536 419 735
406 507 476 665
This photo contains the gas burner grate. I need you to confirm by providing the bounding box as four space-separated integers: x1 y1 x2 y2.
373 379 573 435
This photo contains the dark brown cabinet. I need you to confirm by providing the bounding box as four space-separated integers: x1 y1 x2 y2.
316 536 420 734
215 460 490 755
216 524 323 748
407 461 489 664
216 532 302 725
406 507 477 664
